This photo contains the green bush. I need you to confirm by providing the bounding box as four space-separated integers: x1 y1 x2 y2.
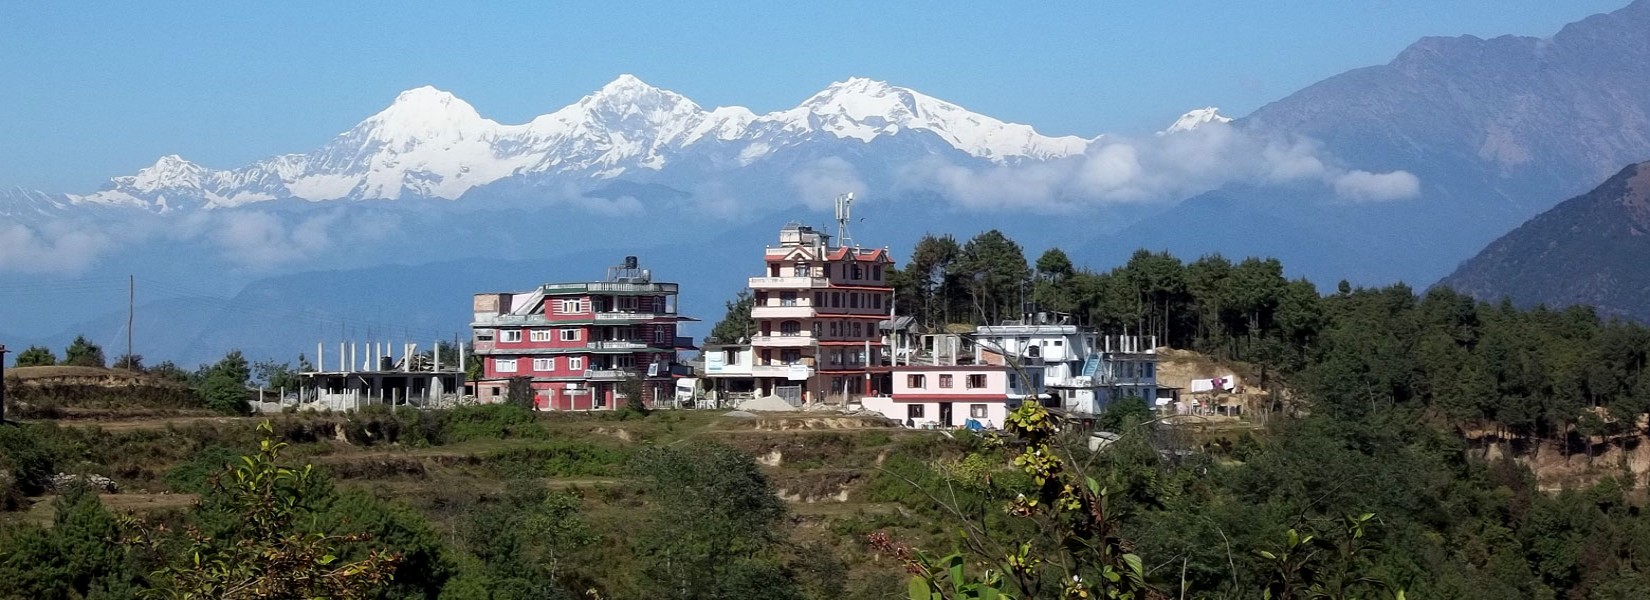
442 404 547 443
0 424 60 508
163 445 240 493
480 443 629 479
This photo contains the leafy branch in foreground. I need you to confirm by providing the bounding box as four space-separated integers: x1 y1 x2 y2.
124 420 401 600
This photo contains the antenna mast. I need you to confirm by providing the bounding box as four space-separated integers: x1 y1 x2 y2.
834 192 855 248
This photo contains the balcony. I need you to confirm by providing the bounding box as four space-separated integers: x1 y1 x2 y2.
594 311 672 322
748 276 829 289
750 364 814 380
750 333 816 347
583 368 641 380
589 340 649 351
542 281 678 295
750 305 815 319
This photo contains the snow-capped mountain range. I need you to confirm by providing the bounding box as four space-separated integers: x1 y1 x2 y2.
9 75 1219 214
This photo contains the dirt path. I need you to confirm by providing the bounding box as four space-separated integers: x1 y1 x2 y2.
39 415 249 432
12 493 200 527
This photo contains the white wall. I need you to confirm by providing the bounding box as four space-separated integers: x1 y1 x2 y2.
861 397 1007 430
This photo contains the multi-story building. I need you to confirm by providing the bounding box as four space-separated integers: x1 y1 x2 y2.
974 323 1158 415
737 223 895 405
470 257 694 410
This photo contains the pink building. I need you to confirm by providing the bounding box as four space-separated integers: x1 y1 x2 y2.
860 364 1033 429
470 257 694 410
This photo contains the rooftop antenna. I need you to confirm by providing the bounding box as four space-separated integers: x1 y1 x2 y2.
834 192 855 248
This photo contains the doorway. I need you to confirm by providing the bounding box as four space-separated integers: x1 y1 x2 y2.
939 402 954 427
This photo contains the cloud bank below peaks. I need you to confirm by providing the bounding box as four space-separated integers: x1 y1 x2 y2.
898 121 1421 213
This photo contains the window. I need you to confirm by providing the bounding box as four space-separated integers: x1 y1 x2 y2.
970 404 988 419
780 292 797 306
569 357 584 371
795 262 810 277
559 329 581 342
533 358 555 371
476 330 495 342
907 374 927 388
852 264 863 279
874 265 883 280
557 299 583 314
500 330 522 343
907 404 925 419
967 374 987 389
1144 363 1155 378
939 374 954 388
823 264 833 278
655 329 667 344
873 294 882 309
832 292 842 308
1053 339 1063 347
850 293 859 308
829 321 840 336
814 292 824 306
530 329 553 342
853 322 863 337
495 358 517 373
781 349 801 364
781 321 801 335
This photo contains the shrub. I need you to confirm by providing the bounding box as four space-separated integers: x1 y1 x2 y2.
164 445 240 493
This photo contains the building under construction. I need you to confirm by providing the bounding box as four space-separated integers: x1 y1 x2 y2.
296 341 467 411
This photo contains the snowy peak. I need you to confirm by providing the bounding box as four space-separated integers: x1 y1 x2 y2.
770 77 1088 160
355 85 492 147
124 154 209 192
1159 107 1233 135
532 74 706 138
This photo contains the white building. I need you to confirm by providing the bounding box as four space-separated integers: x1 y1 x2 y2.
973 323 1159 416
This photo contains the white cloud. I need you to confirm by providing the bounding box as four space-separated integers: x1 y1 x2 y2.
1333 169 1421 202
789 157 867 209
900 122 1421 212
0 222 113 274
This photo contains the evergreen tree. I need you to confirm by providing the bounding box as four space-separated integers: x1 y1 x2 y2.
708 290 755 343
12 345 56 367
956 230 1031 324
113 353 143 371
63 335 105 368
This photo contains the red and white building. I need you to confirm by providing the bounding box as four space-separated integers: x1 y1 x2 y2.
470 257 694 410
707 223 895 406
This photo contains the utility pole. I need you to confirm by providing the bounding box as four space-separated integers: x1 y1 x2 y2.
1 344 9 423
127 275 134 369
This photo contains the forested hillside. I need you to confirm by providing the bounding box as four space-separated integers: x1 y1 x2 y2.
9 235 1650 598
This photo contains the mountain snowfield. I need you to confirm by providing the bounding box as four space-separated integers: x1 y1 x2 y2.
1159 107 1231 135
23 75 1155 213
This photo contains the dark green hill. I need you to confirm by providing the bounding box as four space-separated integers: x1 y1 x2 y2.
1437 160 1650 320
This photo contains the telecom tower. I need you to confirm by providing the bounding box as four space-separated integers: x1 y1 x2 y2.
834 192 855 248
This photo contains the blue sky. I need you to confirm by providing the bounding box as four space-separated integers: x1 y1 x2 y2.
0 0 1631 191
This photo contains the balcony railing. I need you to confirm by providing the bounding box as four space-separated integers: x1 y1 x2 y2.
750 334 816 347
542 281 678 294
594 311 674 321
750 305 815 319
750 364 814 379
747 276 830 289
589 340 649 350
583 368 641 380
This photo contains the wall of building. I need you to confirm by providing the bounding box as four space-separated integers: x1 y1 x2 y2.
861 396 1009 429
